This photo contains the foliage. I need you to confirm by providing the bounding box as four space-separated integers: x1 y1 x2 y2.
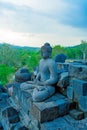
52 45 65 58
79 40 87 60
0 64 15 85
0 43 21 67
0 41 87 85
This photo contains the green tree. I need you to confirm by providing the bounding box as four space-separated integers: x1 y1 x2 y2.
0 43 21 67
79 40 87 61
0 64 15 85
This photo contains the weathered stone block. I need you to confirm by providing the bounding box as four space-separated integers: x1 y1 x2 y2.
78 96 87 112
0 92 8 101
59 87 67 96
45 93 65 102
56 99 70 116
14 125 29 130
28 113 40 130
69 109 84 120
15 68 31 83
57 72 69 88
13 82 21 102
67 86 74 100
57 63 69 70
21 90 32 113
69 64 87 80
31 99 70 123
0 122 3 130
71 79 87 101
41 117 72 130
64 115 87 129
31 101 58 123
2 106 20 123
0 100 9 118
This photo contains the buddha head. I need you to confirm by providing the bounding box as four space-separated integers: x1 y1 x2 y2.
41 43 52 59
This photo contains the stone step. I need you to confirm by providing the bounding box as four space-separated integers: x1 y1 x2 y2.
64 115 87 129
20 89 33 114
69 64 87 80
30 98 73 123
69 109 84 120
70 79 87 101
41 117 73 130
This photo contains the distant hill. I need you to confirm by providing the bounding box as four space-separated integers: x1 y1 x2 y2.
0 43 40 52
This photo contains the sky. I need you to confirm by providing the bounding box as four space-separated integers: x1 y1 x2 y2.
0 0 87 47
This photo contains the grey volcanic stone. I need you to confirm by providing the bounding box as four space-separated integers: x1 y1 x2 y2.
0 122 3 130
31 99 70 123
0 92 8 101
2 106 20 123
69 64 87 80
69 109 84 120
21 90 32 113
67 86 74 100
31 101 58 123
71 79 87 101
15 68 31 83
64 115 87 129
54 53 67 63
57 72 69 88
78 96 87 112
41 117 72 130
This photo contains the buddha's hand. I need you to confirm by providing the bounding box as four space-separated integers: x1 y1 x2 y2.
36 80 44 86
36 86 45 91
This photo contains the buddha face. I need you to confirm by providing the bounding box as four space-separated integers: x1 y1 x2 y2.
41 43 52 59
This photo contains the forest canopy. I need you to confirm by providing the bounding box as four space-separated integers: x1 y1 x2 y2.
0 41 87 85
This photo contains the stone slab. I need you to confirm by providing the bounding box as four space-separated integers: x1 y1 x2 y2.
64 115 87 129
57 72 69 88
69 64 87 80
41 117 73 130
58 87 67 96
69 109 84 120
0 122 3 130
71 79 87 101
45 93 65 102
67 86 74 100
20 90 32 113
78 96 87 112
31 99 70 123
31 101 58 123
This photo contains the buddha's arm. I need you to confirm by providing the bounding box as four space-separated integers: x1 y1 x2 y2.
43 61 58 85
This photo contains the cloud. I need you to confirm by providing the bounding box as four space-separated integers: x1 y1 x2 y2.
0 0 87 47
59 0 87 28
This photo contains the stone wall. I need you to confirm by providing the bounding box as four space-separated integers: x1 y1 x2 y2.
0 61 87 130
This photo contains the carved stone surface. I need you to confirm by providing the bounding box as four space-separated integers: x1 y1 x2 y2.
31 101 58 123
0 92 8 101
0 122 3 130
54 53 67 63
31 98 70 123
41 117 72 130
78 96 87 112
71 79 87 101
69 109 84 120
15 68 31 83
67 86 74 100
20 43 58 102
57 72 69 88
1 56 87 129
69 64 87 80
21 90 32 113
64 115 87 129
2 106 20 123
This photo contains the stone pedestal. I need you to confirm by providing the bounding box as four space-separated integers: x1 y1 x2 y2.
70 79 87 101
69 64 87 80
31 98 70 123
